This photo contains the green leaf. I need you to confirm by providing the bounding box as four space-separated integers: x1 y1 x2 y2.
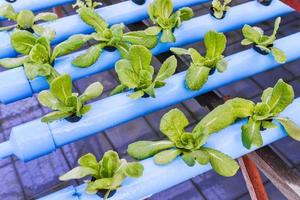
261 121 277 129
100 150 120 178
241 38 253 45
129 45 152 74
194 98 252 135
155 55 177 82
88 178 114 190
32 25 56 40
160 29 175 43
178 7 193 21
123 31 158 49
129 90 145 100
276 117 300 141
228 98 255 118
188 48 204 64
205 147 239 177
38 90 63 110
78 7 108 32
115 59 139 88
34 12 58 22
181 150 209 166
0 4 17 20
52 34 92 60
216 57 227 72
0 56 29 69
127 140 174 160
80 105 92 115
144 26 161 36
154 0 173 19
264 79 294 114
24 63 52 80
271 17 281 38
59 166 97 181
205 30 226 59
110 84 128 96
123 162 144 178
41 111 71 123
29 44 49 64
115 42 130 58
50 74 73 103
160 108 189 142
242 117 263 149
170 47 189 55
154 149 181 165
80 82 103 103
72 43 104 68
16 10 35 29
271 47 287 64
242 24 261 44
11 30 37 55
185 65 210 91
78 153 99 169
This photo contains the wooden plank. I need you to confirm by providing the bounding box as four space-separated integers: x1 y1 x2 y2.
238 156 269 200
281 0 300 12
248 146 300 200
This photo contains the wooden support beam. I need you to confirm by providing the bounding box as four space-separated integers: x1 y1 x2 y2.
247 146 300 200
238 156 269 200
281 0 300 12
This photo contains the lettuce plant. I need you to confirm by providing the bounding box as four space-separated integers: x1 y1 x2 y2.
0 30 91 82
0 4 57 38
111 45 177 99
59 151 144 199
58 0 158 68
147 0 194 43
171 30 227 90
242 79 300 149
38 74 103 123
210 0 231 19
241 17 286 64
128 98 255 177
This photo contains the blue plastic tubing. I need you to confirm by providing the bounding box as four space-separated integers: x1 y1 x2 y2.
0 0 208 58
0 32 300 162
39 98 300 200
0 0 74 21
0 0 294 104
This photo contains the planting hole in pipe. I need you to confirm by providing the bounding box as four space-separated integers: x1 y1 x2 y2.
209 68 217 75
210 7 227 19
103 46 117 52
5 0 17 2
257 0 273 6
64 115 82 123
253 44 273 55
132 0 146 5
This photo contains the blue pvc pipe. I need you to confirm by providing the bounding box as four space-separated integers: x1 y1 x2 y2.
0 32 299 162
0 0 208 59
0 0 74 21
39 98 300 200
0 0 293 104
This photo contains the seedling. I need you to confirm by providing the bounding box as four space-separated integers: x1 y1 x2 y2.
210 0 231 19
59 151 144 199
110 45 177 99
0 4 57 38
147 0 194 43
171 30 227 90
242 79 300 149
58 0 158 68
128 98 254 177
38 74 103 123
0 31 86 82
241 17 286 64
